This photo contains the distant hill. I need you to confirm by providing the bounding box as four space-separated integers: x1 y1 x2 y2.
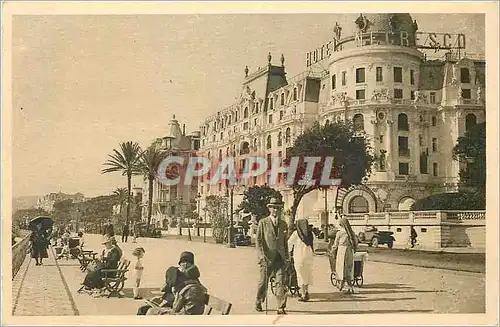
12 196 39 212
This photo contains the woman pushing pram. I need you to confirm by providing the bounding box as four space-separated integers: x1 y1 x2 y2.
327 215 367 294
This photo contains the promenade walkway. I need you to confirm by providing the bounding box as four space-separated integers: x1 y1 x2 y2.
12 247 79 316
12 233 485 316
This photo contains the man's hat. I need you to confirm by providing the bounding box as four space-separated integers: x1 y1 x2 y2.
101 235 114 244
178 251 195 265
267 197 284 208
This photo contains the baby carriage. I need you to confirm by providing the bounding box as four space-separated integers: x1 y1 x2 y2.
329 250 368 290
269 254 300 296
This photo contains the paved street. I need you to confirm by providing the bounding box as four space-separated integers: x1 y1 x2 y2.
12 248 78 316
53 233 485 315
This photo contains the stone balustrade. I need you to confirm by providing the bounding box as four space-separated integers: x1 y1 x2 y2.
342 210 486 249
12 230 31 279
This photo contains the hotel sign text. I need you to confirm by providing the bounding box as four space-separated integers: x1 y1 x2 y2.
306 31 466 67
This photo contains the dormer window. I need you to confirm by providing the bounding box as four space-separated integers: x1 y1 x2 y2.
269 98 274 110
293 88 298 100
280 93 285 106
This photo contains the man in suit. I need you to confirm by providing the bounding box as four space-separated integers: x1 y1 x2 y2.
255 197 290 315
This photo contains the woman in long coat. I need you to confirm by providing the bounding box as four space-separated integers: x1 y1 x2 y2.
30 223 49 265
287 219 314 301
331 216 357 294
81 236 121 290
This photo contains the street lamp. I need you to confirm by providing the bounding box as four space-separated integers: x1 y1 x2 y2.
225 183 236 248
195 193 202 238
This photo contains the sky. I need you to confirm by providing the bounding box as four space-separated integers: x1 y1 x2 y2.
11 13 485 198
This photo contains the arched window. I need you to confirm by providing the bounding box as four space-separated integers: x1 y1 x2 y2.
255 103 259 113
218 149 223 160
281 93 285 105
353 114 364 131
253 138 257 150
465 113 477 131
398 113 409 131
266 135 272 149
269 98 274 110
207 151 211 159
226 147 230 156
348 196 369 213
285 127 291 144
240 141 250 155
293 88 298 101
214 121 217 132
325 119 330 126
277 131 283 146
398 197 415 211
244 107 249 118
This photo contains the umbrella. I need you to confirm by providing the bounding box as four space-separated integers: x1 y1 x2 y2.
29 216 54 231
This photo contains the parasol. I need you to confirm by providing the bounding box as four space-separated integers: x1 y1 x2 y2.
29 216 54 231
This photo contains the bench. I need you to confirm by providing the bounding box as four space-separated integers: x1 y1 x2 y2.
78 250 98 272
205 294 232 315
101 258 131 298
142 292 232 315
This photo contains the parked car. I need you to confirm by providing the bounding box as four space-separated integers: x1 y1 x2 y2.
234 226 251 246
358 226 395 248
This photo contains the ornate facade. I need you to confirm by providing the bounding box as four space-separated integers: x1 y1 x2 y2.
198 13 486 226
141 115 200 228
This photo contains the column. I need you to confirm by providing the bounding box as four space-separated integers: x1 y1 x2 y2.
386 120 394 172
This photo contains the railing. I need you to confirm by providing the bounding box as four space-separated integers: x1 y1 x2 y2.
344 210 486 225
446 211 486 220
456 99 481 105
12 230 31 280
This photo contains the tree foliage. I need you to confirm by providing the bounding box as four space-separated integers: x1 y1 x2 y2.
238 185 283 222
285 120 374 226
138 144 165 232
410 191 485 210
13 208 51 228
102 141 142 226
452 122 486 195
52 199 76 224
204 195 229 244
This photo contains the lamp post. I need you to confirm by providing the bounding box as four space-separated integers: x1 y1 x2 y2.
324 188 329 241
225 185 236 248
195 193 201 237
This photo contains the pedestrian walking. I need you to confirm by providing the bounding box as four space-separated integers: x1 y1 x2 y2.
287 218 314 302
331 216 357 294
132 247 145 299
132 222 139 243
410 226 418 248
29 223 49 265
255 197 289 315
122 224 130 243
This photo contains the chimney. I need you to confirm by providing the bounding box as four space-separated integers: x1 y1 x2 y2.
182 124 186 136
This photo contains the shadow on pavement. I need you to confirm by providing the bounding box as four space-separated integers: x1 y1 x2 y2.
309 292 417 303
361 283 413 289
121 288 162 299
287 309 434 314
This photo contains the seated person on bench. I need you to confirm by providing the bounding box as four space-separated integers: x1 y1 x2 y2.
80 235 121 291
137 252 206 315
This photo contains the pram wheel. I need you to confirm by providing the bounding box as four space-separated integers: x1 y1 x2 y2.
330 272 338 287
355 276 364 287
270 276 276 295
289 286 299 296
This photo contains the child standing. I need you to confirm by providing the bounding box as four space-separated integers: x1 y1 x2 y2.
132 247 145 300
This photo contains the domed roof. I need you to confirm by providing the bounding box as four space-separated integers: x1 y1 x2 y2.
355 13 418 33
354 13 418 45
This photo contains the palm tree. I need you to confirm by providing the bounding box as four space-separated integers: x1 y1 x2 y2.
112 187 128 218
102 141 142 226
138 144 165 233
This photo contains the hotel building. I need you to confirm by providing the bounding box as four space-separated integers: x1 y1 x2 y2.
198 13 486 227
